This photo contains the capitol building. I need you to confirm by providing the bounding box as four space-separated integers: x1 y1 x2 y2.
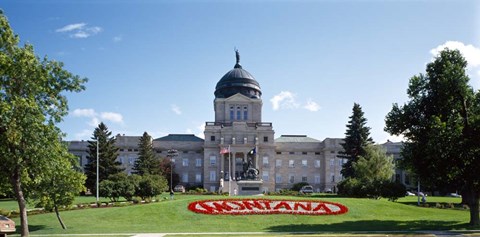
68 52 408 194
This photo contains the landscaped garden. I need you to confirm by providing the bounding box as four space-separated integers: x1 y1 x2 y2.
0 194 471 235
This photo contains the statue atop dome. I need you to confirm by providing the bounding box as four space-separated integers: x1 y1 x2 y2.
234 48 242 69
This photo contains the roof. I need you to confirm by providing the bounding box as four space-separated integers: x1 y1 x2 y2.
214 51 262 99
275 135 321 143
154 134 204 142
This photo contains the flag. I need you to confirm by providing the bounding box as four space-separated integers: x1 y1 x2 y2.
248 147 256 155
220 147 230 154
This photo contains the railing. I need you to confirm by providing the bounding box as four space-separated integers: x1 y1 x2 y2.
205 122 272 128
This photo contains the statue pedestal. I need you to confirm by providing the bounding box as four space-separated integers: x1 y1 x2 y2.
236 180 263 195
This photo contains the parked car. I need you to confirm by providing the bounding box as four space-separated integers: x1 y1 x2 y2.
0 215 15 235
406 191 415 196
299 185 314 194
447 193 461 198
174 185 185 193
324 188 333 193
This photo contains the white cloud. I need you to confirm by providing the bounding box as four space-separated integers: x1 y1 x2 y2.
74 129 92 141
56 23 86 32
101 112 123 123
72 108 96 117
113 35 123 42
171 104 182 115
186 128 193 134
196 123 205 139
303 99 321 112
88 117 101 127
430 41 480 67
56 22 103 39
270 91 299 111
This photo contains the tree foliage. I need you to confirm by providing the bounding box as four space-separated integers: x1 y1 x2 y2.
33 144 86 229
159 157 179 190
136 174 168 200
133 132 161 175
385 49 480 225
99 173 137 202
0 10 87 236
338 145 401 200
338 103 373 178
84 122 124 193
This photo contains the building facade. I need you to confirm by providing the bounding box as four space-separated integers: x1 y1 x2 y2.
69 52 407 193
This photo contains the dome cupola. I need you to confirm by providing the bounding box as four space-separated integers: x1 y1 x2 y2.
214 50 262 99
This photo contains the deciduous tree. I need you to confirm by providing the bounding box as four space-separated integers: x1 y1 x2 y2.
0 10 86 236
385 49 480 225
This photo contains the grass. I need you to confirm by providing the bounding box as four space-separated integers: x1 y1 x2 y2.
0 194 472 235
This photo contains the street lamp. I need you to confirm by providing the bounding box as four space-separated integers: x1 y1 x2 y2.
167 149 178 191
96 139 99 204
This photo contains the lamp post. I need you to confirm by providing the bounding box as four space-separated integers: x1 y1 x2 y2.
96 139 99 204
167 149 178 191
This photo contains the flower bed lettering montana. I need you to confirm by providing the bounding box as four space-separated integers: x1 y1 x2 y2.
188 199 348 215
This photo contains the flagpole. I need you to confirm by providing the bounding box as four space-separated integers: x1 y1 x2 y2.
228 145 231 196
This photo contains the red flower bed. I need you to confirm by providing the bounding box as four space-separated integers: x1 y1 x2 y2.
188 199 348 215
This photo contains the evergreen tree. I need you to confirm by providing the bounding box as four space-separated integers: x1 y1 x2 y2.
133 132 161 175
84 122 124 193
338 103 373 178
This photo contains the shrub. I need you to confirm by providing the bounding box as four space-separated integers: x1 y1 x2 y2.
136 175 168 200
380 181 406 202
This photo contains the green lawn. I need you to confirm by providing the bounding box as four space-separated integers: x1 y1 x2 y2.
0 194 472 235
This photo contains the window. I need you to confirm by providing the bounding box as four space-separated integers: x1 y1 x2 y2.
330 172 335 182
262 171 269 181
243 106 248 120
289 160 295 168
210 136 215 141
182 158 189 167
195 158 202 167
237 106 241 120
183 151 188 154
315 152 320 155
275 159 282 167
209 171 216 181
171 158 176 163
128 156 135 165
330 159 335 166
276 152 281 155
315 160 321 168
210 186 216 192
302 152 307 155
330 151 335 154
195 174 202 183
302 160 307 167
182 173 189 183
302 176 308 182
338 159 343 167
230 106 234 120
275 174 282 183
289 151 295 155
209 156 216 166
264 136 268 142
314 175 321 184
263 156 269 166
289 174 295 184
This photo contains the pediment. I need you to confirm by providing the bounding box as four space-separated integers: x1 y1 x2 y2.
224 93 254 102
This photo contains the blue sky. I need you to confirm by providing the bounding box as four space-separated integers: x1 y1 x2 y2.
2 0 479 143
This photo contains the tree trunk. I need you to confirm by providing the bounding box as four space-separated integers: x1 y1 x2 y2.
465 189 480 226
54 205 67 229
11 170 29 237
